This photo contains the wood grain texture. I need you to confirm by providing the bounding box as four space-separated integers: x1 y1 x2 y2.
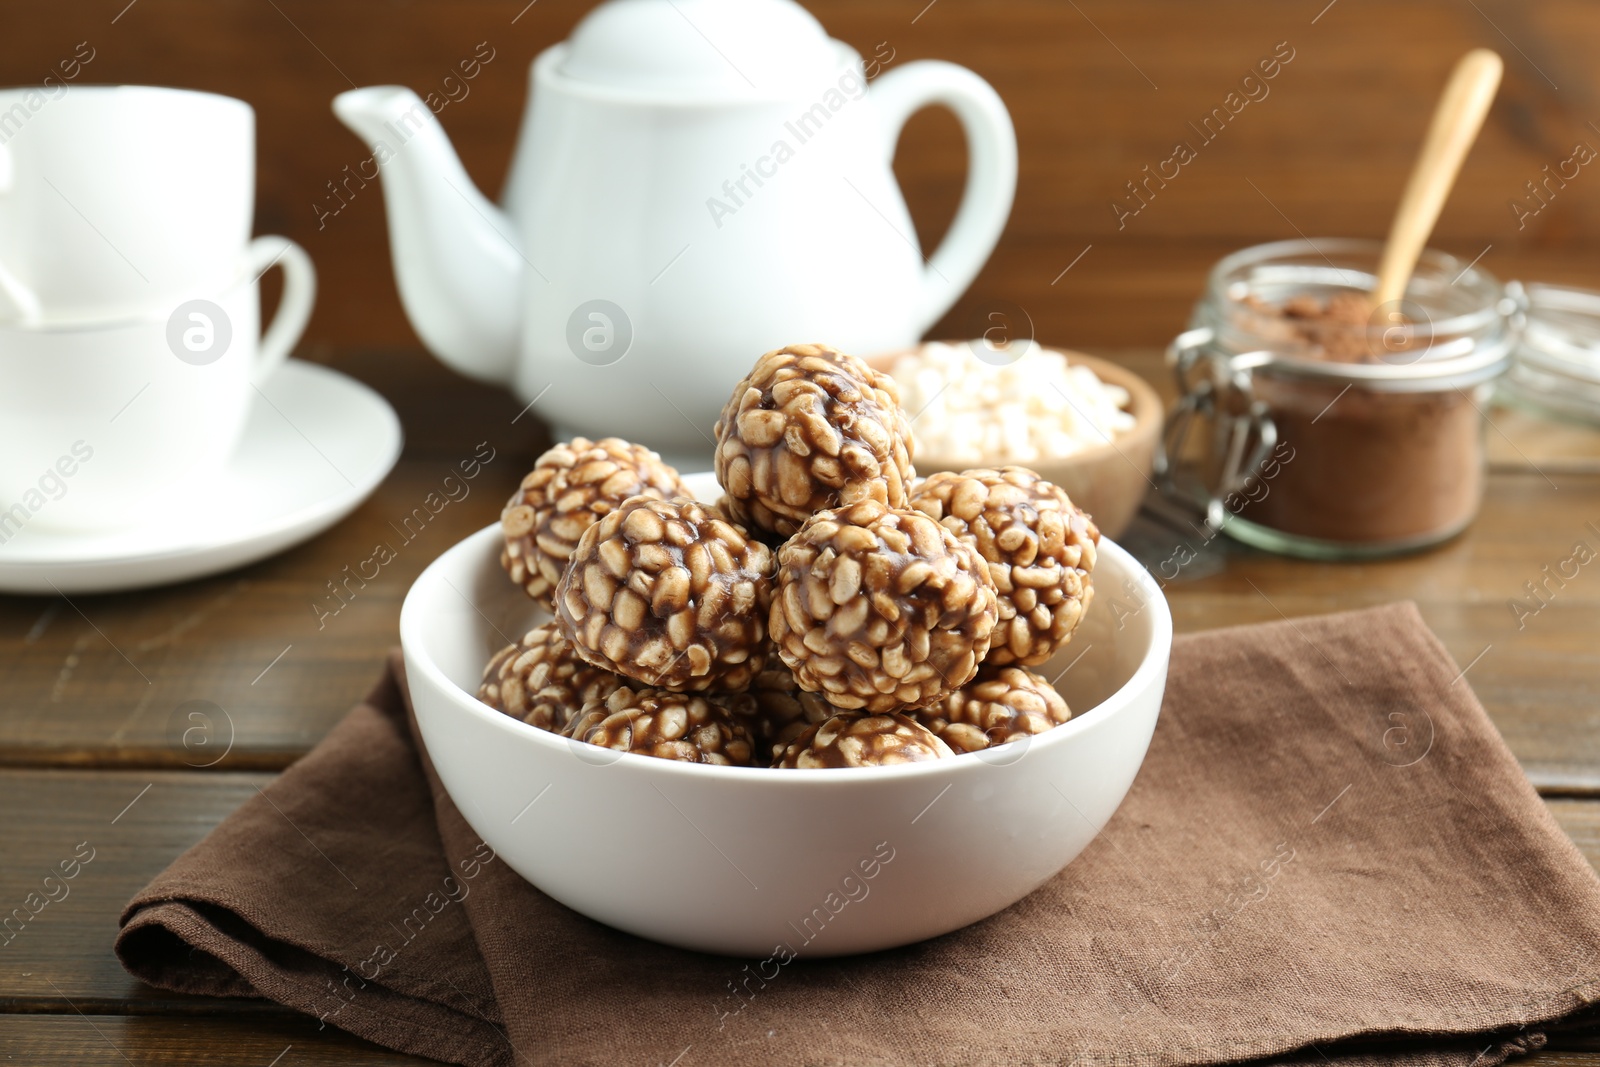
0 1015 434 1064
0 3 1598 1059
0 349 549 771
0 771 271 1010
3 1 1600 349
0 770 1595 1050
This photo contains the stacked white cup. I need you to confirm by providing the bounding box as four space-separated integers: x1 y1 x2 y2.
0 85 316 536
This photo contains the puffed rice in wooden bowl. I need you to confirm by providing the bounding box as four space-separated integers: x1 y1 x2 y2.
865 345 1163 540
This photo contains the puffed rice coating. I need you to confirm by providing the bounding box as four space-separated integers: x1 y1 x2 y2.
909 467 1097 666
501 438 690 610
714 343 914 539
477 621 625 733
770 499 998 712
566 686 756 766
915 665 1071 753
556 496 774 692
774 711 954 768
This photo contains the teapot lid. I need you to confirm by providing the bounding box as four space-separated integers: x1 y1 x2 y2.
557 0 842 97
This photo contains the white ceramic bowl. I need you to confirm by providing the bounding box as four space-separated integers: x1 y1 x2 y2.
400 472 1171 957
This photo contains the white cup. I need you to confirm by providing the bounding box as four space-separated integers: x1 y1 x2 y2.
0 85 254 325
0 236 315 537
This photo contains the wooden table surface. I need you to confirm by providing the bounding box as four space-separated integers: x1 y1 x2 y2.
7 0 1600 1058
1 343 1597 1063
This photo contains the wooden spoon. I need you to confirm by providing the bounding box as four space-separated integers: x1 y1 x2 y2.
1371 48 1503 309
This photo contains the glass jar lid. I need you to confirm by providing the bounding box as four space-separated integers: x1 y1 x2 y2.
1502 281 1600 424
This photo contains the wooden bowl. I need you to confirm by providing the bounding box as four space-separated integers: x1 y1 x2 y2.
865 348 1163 540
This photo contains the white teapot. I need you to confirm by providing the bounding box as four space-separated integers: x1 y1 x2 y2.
334 0 1015 460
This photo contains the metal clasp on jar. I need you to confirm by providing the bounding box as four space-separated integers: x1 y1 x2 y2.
1154 326 1279 530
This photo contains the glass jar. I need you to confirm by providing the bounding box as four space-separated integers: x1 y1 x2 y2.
1500 281 1600 426
1160 238 1516 560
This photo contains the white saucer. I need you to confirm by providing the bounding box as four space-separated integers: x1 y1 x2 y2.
0 360 402 595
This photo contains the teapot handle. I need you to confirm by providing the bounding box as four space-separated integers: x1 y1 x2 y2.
870 61 1017 335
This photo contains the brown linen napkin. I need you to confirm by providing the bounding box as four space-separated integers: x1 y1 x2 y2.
118 603 1600 1067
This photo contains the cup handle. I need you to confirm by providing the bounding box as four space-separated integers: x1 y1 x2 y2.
869 61 1018 335
246 234 316 384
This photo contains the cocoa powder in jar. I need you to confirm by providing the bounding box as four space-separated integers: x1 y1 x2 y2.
1220 285 1498 549
1186 241 1511 556
1236 374 1486 546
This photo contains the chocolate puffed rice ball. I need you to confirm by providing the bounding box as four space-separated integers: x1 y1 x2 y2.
740 662 846 763
909 467 1098 667
771 499 999 713
477 621 625 734
501 438 690 610
566 687 755 766
714 343 915 539
556 496 774 692
774 711 953 768
915 665 1071 754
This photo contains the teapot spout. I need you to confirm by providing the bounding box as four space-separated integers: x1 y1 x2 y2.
333 86 522 385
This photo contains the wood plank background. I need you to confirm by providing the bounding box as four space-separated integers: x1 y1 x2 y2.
3 1 1600 1063
1 767 1596 1047
5 0 1600 351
